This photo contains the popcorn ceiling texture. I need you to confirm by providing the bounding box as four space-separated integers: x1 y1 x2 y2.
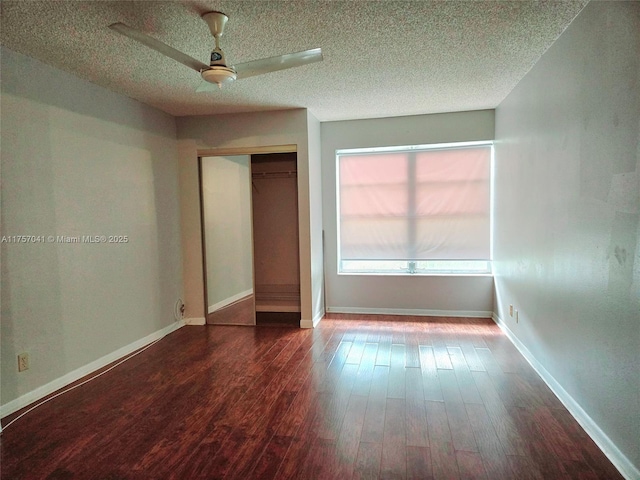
0 0 588 121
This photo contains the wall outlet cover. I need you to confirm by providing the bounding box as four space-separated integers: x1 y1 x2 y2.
18 353 29 372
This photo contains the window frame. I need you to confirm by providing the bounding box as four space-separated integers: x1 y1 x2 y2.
336 140 494 276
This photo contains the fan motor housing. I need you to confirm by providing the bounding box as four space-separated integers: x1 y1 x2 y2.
201 66 237 86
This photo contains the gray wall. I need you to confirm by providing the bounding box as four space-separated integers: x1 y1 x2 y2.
493 2 639 475
306 111 325 324
321 110 495 316
1 47 183 410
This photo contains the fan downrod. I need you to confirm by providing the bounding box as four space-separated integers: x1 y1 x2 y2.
202 11 228 47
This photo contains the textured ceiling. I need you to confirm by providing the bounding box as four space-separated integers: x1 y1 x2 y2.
0 0 588 121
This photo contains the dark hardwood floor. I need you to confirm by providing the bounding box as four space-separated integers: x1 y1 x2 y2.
0 314 624 479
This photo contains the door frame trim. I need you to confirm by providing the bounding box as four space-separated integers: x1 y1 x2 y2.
197 145 298 325
198 145 297 157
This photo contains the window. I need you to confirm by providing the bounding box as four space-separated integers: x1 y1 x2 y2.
337 141 493 274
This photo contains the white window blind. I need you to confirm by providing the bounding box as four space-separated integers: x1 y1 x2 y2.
337 142 492 273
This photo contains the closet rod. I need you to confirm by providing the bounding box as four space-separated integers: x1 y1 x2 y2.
251 171 297 178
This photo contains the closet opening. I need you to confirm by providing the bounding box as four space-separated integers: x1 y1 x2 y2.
251 152 301 327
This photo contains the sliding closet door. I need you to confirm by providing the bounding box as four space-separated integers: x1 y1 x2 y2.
200 155 255 325
251 153 301 322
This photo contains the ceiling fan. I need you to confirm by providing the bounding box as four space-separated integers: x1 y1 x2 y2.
109 11 323 90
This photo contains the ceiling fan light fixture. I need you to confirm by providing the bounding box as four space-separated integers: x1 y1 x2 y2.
201 66 237 88
109 10 323 93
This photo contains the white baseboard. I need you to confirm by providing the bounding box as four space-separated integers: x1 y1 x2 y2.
491 313 639 480
313 308 325 327
300 309 325 329
0 320 185 420
184 317 206 326
326 306 493 318
208 289 253 314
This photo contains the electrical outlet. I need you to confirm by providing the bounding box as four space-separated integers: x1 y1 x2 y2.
174 299 185 321
509 304 514 317
17 352 29 372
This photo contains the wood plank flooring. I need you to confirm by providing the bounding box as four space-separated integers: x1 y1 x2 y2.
207 295 255 325
0 314 624 479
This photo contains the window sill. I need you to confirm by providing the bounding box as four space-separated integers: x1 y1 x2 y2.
337 271 493 277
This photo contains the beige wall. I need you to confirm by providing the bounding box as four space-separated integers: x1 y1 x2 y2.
1 47 182 410
494 2 640 476
176 109 324 326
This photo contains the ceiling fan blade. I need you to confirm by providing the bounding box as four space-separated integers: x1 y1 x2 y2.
234 48 323 79
109 22 210 72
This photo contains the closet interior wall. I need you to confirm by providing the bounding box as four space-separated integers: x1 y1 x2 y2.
251 153 301 320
